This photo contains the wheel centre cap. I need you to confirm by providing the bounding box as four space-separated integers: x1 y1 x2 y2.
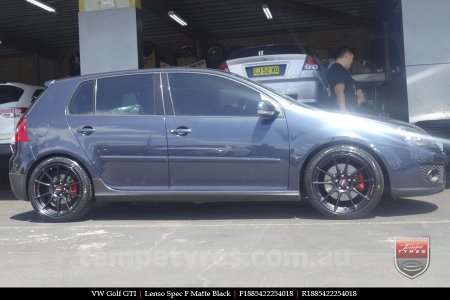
338 178 349 188
54 185 64 193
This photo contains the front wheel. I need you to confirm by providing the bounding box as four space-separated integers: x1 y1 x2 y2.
28 157 93 222
304 145 384 219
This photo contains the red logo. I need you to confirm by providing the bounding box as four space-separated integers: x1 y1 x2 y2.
395 237 430 279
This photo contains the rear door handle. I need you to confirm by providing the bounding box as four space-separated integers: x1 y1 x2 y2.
77 126 96 135
170 127 192 136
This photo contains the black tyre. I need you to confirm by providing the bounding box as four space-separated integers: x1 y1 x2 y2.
304 145 384 219
28 157 92 222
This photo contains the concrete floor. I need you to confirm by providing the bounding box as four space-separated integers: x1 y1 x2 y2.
0 187 449 287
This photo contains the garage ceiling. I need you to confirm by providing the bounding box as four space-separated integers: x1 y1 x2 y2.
0 0 400 58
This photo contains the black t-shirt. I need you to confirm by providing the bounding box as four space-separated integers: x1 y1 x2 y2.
327 63 360 111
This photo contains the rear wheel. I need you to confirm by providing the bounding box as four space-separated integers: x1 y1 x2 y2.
304 145 384 219
28 157 92 222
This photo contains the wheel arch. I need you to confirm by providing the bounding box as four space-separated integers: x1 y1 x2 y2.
298 141 391 199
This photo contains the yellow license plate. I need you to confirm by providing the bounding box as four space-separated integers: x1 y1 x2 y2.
252 66 280 76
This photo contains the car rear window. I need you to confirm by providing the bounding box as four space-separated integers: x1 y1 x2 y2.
96 74 156 115
0 85 24 104
68 81 94 115
228 45 309 59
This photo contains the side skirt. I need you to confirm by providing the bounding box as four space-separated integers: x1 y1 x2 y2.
93 179 300 202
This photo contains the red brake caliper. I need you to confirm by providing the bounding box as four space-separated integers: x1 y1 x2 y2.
70 181 79 199
354 172 365 191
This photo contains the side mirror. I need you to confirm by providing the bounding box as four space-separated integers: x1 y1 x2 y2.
257 101 277 118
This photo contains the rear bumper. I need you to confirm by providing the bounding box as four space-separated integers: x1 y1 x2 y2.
9 142 34 200
9 172 27 200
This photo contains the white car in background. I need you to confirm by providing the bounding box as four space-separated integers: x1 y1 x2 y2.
0 83 44 173
225 44 329 104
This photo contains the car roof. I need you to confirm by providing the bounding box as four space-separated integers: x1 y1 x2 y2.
47 68 236 86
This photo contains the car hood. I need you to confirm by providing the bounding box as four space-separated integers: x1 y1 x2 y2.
344 112 416 129
286 103 427 139
293 102 419 129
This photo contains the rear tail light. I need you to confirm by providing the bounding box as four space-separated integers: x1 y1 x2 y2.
15 118 29 143
302 56 320 70
0 107 26 118
218 62 229 72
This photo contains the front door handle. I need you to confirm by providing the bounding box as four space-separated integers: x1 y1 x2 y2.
170 127 192 136
77 126 96 135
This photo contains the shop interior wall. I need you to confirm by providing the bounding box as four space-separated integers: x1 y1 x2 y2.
0 27 371 84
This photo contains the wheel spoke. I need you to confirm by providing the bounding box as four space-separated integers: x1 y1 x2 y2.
42 196 56 209
56 165 60 181
346 190 357 210
355 179 374 182
316 167 334 178
350 164 368 177
34 180 51 186
34 192 51 200
56 197 61 216
352 188 371 201
64 198 73 212
320 190 336 203
42 168 54 182
67 182 80 186
313 181 333 185
332 154 340 173
334 192 342 212
62 168 71 183
343 154 350 174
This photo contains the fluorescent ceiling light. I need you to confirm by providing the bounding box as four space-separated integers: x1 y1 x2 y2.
262 4 273 20
168 11 188 26
26 0 56 13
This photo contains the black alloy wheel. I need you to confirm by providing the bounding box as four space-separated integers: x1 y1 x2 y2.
305 145 384 219
29 157 92 222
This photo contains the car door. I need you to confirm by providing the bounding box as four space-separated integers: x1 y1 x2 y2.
66 73 168 190
163 72 290 191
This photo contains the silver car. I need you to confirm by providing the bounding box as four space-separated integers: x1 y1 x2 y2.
226 44 328 103
0 83 44 173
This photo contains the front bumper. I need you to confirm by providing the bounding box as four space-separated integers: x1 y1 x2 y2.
378 145 446 198
391 186 444 198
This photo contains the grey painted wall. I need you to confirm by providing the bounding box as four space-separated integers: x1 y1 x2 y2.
79 7 142 75
402 0 450 123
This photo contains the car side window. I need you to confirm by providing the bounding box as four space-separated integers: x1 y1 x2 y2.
96 74 156 115
168 73 261 117
68 81 94 115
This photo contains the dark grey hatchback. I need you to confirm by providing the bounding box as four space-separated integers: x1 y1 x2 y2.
9 69 446 222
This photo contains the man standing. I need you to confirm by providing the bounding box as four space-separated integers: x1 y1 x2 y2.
327 47 365 113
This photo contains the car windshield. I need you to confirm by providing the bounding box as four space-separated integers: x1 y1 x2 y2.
0 85 24 104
